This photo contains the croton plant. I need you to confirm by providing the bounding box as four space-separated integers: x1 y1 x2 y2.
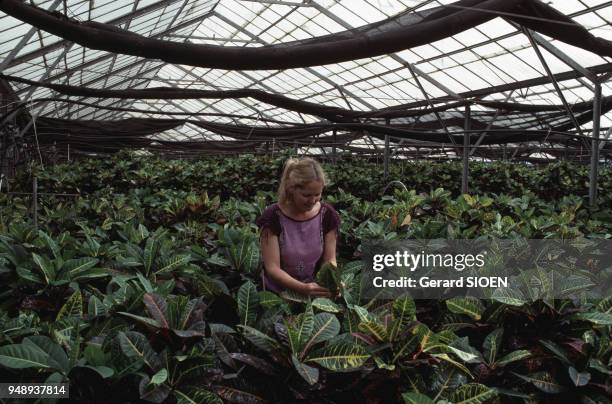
0 153 609 403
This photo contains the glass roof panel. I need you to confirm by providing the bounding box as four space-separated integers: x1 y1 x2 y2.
0 0 610 150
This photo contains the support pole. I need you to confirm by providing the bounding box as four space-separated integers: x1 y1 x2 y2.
32 176 38 229
384 135 390 179
332 129 337 164
462 105 470 194
384 118 390 179
523 28 587 147
589 83 602 207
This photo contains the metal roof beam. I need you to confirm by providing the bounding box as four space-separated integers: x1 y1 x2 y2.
57 65 165 118
166 99 231 140
238 0 315 7
310 2 462 102
407 63 456 147
469 90 514 156
15 8 215 96
413 2 612 68
213 11 378 111
173 64 270 122
0 0 63 73
6 0 185 70
37 5 211 118
512 25 597 86
98 0 142 90
17 42 75 136
391 62 612 110
523 27 586 140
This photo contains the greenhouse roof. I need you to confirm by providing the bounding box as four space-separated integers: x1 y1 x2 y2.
0 0 611 158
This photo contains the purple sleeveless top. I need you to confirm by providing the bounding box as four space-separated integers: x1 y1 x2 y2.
256 202 340 292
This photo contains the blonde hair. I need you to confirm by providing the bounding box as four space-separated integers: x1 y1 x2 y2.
278 157 328 206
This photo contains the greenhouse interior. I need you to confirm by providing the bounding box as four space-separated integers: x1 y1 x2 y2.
0 0 611 402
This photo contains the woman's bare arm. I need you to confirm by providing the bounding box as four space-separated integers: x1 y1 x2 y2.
321 230 338 266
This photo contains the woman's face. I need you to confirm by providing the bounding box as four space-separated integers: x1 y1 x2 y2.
291 180 323 213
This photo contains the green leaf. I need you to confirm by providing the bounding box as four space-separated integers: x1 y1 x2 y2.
292 354 319 386
213 386 265 404
0 344 53 369
491 287 526 306
450 383 497 404
16 266 44 284
81 365 114 378
588 358 612 376
513 371 566 393
56 290 83 321
62 257 100 279
154 255 191 275
402 392 433 404
316 262 339 293
23 336 69 373
212 333 237 370
446 297 484 320
574 312 612 325
358 321 388 342
118 331 160 370
580 392 612 404
143 237 160 275
38 231 61 260
237 325 280 353
306 342 370 371
540 339 571 365
430 353 472 376
312 297 341 313
280 288 309 302
143 293 169 329
117 311 161 328
347 304 372 323
483 328 503 365
258 291 284 308
88 295 107 318
293 303 315 353
556 275 595 296
237 281 259 327
150 368 168 385
496 350 531 367
389 296 416 340
32 253 55 284
229 353 276 375
595 297 612 314
393 296 416 324
373 356 395 370
448 337 483 364
178 297 201 330
83 345 108 367
568 366 591 387
175 389 222 404
302 313 340 355
227 237 260 274
494 388 531 399
413 323 443 353
392 334 419 363
242 242 260 274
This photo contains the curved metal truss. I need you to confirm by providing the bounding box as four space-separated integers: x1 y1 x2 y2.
0 0 610 163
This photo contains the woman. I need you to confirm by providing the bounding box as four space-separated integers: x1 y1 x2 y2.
256 157 340 297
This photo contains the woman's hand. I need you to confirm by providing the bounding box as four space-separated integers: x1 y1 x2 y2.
300 282 331 297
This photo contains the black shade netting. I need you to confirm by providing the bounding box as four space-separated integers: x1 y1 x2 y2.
1 0 610 70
